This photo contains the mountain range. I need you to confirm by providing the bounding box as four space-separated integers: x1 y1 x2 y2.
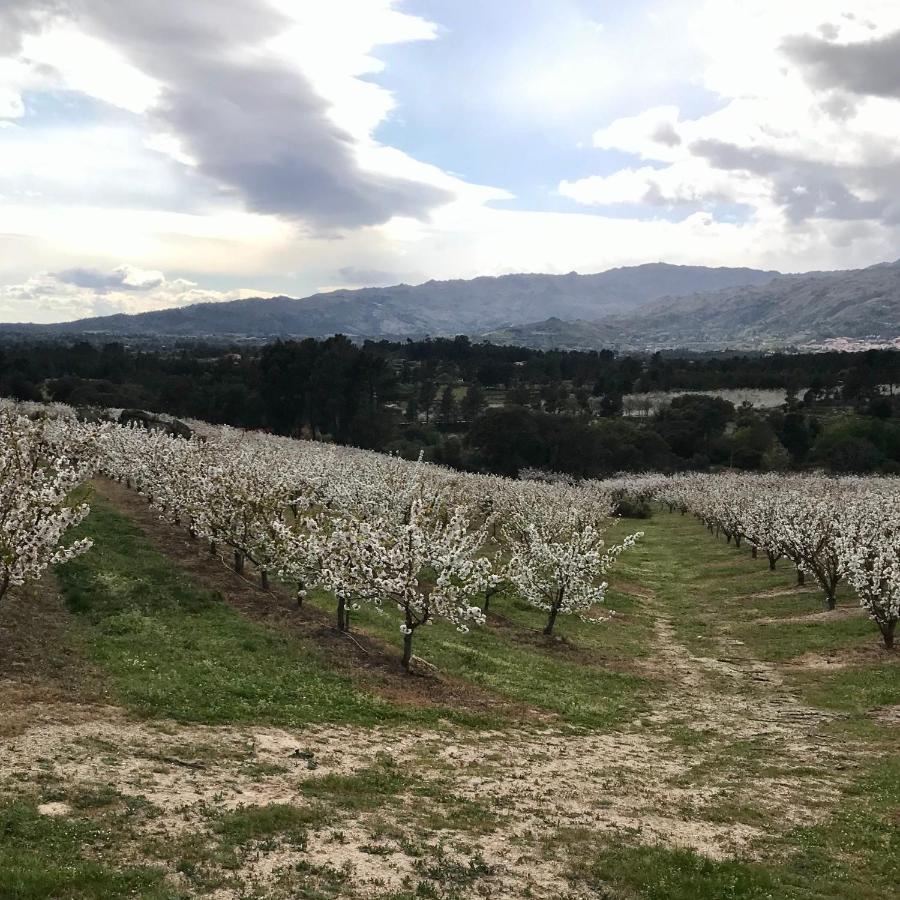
2 260 899 351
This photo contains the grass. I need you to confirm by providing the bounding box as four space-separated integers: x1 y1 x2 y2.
564 837 776 900
617 511 886 664
735 607 875 662
0 801 176 900
299 756 409 812
215 803 325 849
302 584 651 729
791 663 900 714
561 758 900 900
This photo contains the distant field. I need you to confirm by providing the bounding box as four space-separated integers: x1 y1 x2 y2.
0 484 896 899
623 388 796 416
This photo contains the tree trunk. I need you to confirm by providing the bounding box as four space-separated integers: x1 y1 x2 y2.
401 609 416 672
233 550 244 574
483 585 498 613
260 570 269 591
751 544 757 558
544 594 562 636
796 568 805 586
767 551 777 571
337 596 349 633
734 534 742 548
880 618 896 650
209 541 217 556
296 583 305 608
402 630 414 672
825 594 836 611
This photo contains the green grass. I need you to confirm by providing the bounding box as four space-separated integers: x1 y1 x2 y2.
618 511 884 663
562 755 900 900
734 606 874 662
303 583 650 729
299 756 409 812
214 803 325 849
0 801 176 900
565 837 775 900
792 663 900 714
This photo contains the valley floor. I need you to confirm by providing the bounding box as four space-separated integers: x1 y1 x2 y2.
0 482 897 899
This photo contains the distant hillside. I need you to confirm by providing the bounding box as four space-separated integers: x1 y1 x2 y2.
607 260 900 350
486 261 900 351
483 317 622 351
0 263 779 340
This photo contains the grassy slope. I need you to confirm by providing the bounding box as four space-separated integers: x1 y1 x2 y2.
54 498 421 729
1 498 897 898
59 496 654 731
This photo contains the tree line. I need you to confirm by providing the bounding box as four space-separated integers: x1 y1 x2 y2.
1 336 899 477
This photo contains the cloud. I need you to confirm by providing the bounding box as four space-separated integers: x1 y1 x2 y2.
783 29 900 98
54 265 164 293
151 54 449 228
559 162 738 208
591 105 684 163
0 267 274 324
0 0 61 55
337 266 408 286
1 0 451 229
561 2 900 242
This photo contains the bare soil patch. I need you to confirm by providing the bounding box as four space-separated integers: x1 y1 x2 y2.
0 712 826 899
787 646 899 670
872 704 900 726
746 586 820 600
0 574 107 737
755 607 865 626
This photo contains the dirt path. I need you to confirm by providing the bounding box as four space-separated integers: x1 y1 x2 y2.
646 613 836 740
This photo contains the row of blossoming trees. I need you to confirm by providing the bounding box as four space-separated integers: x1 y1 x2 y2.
97 422 642 670
651 472 899 649
0 401 897 670
0 404 641 671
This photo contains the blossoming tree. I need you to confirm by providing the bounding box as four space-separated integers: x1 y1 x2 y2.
0 411 95 609
836 493 900 649
505 490 642 636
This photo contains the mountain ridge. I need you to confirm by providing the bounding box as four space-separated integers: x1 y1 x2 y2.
485 260 900 350
0 263 780 340
4 260 900 350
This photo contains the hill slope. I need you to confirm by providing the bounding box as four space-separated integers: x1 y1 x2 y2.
609 260 900 349
487 260 900 350
0 263 778 339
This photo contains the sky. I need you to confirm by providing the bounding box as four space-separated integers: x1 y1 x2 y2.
1 0 900 322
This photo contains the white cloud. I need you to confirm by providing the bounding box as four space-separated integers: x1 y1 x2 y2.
0 268 276 324
559 159 754 208
19 26 161 114
558 0 900 257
